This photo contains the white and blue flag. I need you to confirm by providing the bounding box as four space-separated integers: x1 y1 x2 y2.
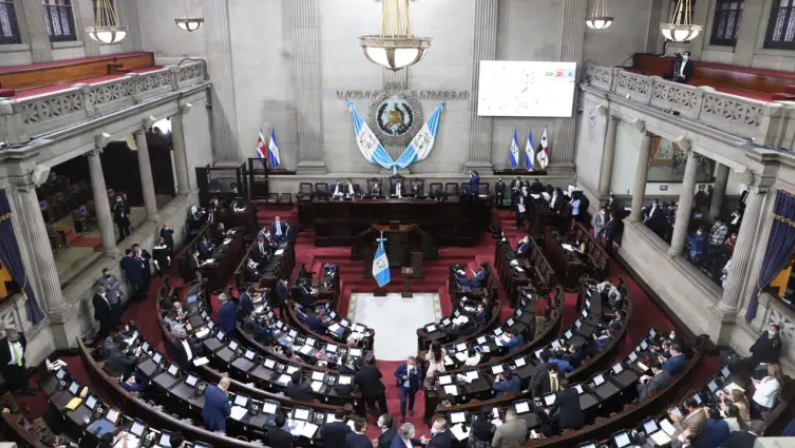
509 129 520 169
347 102 395 171
395 103 444 169
268 129 281 168
525 130 535 170
372 235 391 287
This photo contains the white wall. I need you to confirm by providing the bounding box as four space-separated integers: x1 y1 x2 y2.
583 0 654 66
183 96 213 190
135 0 207 63
575 97 607 195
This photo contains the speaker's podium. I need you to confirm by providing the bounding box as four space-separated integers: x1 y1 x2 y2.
359 222 430 283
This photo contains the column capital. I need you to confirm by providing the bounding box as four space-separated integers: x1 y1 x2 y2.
629 118 645 132
95 133 112 151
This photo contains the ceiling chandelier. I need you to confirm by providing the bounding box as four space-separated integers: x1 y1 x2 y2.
585 0 613 30
175 0 204 32
86 0 127 45
360 0 431 72
661 0 702 42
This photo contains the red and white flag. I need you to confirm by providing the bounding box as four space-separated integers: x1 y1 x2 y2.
536 128 550 169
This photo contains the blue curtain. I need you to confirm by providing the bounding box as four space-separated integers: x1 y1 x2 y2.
746 191 795 322
0 189 45 324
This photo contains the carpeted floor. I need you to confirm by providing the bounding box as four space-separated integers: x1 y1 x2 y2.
13 204 720 442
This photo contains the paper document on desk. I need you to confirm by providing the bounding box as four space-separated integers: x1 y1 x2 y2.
450 424 470 441
301 422 319 438
289 421 305 436
311 381 323 392
455 352 468 362
275 249 285 256
444 385 458 396
223 238 232 246
724 383 746 393
276 374 291 385
202 259 215 265
64 397 82 410
650 431 671 446
466 371 479 382
230 406 247 421
491 418 504 427
194 328 210 339
299 345 314 355
453 315 469 326
562 244 574 251
192 357 209 367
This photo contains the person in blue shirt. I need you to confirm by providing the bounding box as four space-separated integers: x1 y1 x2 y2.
687 228 707 263
202 377 231 432
239 286 255 319
517 236 530 256
121 372 146 393
660 343 687 375
549 355 574 373
469 170 480 195
394 356 422 423
500 330 525 354
696 408 730 448
595 328 614 349
474 304 491 328
216 293 237 336
197 236 213 260
306 309 328 334
492 369 521 398
243 316 273 346
271 216 286 242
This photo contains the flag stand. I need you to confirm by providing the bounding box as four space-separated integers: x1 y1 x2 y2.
401 267 413 298
374 287 387 297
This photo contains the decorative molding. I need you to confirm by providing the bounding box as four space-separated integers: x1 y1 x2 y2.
466 0 498 170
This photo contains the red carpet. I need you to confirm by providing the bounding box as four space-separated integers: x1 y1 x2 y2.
14 204 718 440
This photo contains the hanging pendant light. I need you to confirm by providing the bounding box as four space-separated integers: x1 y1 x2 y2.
175 0 204 32
360 0 431 72
661 0 702 42
86 0 127 44
585 0 613 30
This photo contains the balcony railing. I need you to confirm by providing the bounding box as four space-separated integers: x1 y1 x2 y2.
0 61 208 144
585 64 795 149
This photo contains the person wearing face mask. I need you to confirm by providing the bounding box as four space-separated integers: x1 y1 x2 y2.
271 216 286 242
160 223 175 255
686 227 708 263
332 179 345 198
748 324 782 372
152 237 171 276
0 329 35 395
592 206 607 242
671 51 694 84
495 177 506 208
549 188 564 214
475 303 491 329
112 194 132 242
271 278 289 317
131 243 152 294
96 268 123 316
394 357 421 423
92 285 118 340
427 417 452 448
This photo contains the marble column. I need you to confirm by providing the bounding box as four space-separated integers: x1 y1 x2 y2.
134 130 159 221
11 183 64 313
668 151 699 256
171 113 191 195
74 0 100 57
204 0 240 162
645 0 665 54
115 0 143 52
597 116 618 197
629 131 653 222
465 0 498 171
18 0 53 62
709 164 731 220
552 0 587 167
290 0 326 173
88 149 119 255
720 187 766 313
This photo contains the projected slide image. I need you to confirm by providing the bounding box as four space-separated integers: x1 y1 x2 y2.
478 61 577 117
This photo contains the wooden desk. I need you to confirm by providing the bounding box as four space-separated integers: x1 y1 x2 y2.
299 197 491 247
543 231 586 290
199 229 245 291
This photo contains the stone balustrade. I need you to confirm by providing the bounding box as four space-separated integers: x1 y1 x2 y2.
585 64 795 148
0 61 208 144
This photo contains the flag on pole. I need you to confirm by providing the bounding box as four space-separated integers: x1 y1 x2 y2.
525 130 535 170
372 234 391 287
537 128 550 169
256 129 268 167
509 129 520 169
267 129 281 168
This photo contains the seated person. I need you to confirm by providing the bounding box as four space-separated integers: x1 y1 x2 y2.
331 179 346 198
517 236 530 255
604 310 625 334
197 236 213 260
244 316 274 346
596 279 623 309
595 328 614 349
566 342 587 369
660 343 687 375
246 257 264 280
105 342 141 378
165 302 187 332
492 369 521 398
637 366 670 402
464 347 482 367
345 179 356 197
391 180 407 198
173 327 201 368
305 309 329 333
474 303 491 328
412 180 423 197
370 182 382 197
548 353 574 373
40 433 78 448
294 279 316 307
286 370 312 401
498 330 524 353
121 371 146 393
213 222 228 246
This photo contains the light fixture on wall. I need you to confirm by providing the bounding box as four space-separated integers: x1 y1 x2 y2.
175 0 204 32
660 0 701 42
585 0 613 30
86 0 127 44
360 0 431 71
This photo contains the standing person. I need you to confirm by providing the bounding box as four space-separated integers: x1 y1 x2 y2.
0 329 35 395
96 268 124 318
152 237 171 276
121 249 144 302
267 413 294 448
547 378 584 433
592 206 607 242
160 223 175 255
345 417 371 448
272 278 289 318
322 409 351 448
748 324 782 372
468 408 495 448
604 214 624 256
510 177 522 211
469 171 480 196
495 178 506 208
394 356 421 423
424 342 447 384
427 417 452 448
216 293 237 336
239 286 255 319
354 358 388 417
112 194 131 242
390 422 428 448
492 409 528 448
377 414 397 448
272 216 286 243
92 286 118 340
132 243 152 292
202 377 231 432
752 363 782 414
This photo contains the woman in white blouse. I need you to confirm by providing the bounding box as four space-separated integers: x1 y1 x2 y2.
464 347 482 367
424 342 447 380
752 363 782 412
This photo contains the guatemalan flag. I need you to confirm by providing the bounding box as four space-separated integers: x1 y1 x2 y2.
372 235 391 287
347 102 396 171
525 130 535 170
395 103 444 169
267 129 281 168
256 129 268 167
509 129 520 169
536 128 550 169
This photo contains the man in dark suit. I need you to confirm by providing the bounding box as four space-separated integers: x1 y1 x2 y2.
474 304 491 328
294 279 316 307
391 180 407 198
216 293 237 336
322 409 351 447
271 216 286 242
377 414 397 448
339 354 356 376
394 356 421 423
637 367 670 402
105 341 139 378
0 329 35 395
493 369 521 398
536 364 562 398
672 51 694 83
121 249 145 302
187 248 203 284
267 413 294 448
605 310 625 334
355 358 388 417
567 343 587 369
253 235 270 264
239 286 255 319
131 243 152 290
660 344 687 375
287 370 313 401
345 417 371 448
495 177 506 208
112 194 131 241
528 351 552 399
271 279 289 318
212 222 227 246
160 223 175 255
197 237 213 260
305 309 328 334
547 378 584 433
173 328 200 369
427 417 452 448
92 286 118 340
202 377 231 432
